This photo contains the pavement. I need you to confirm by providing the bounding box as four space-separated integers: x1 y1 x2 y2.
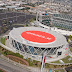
0 55 31 72
0 55 48 72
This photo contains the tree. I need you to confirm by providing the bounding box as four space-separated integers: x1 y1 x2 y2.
25 7 30 10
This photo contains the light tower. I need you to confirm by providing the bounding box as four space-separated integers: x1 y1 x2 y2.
41 51 47 72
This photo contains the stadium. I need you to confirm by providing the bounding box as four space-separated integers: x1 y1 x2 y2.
7 27 69 62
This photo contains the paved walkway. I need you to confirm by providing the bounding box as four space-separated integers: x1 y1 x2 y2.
0 55 49 72
0 55 31 72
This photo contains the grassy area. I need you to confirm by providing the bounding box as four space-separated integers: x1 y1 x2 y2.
0 45 71 68
66 35 72 42
45 63 55 68
0 45 72 68
25 58 41 67
69 47 72 52
30 17 36 22
0 46 23 58
54 69 64 72
45 63 65 68
0 46 41 67
51 60 61 64
69 35 72 41
0 68 6 72
26 24 28 26
0 70 4 72
0 37 6 45
62 56 72 63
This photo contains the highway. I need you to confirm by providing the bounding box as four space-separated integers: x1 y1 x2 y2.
0 56 31 72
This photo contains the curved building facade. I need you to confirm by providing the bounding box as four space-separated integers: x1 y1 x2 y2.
8 27 69 62
37 12 72 30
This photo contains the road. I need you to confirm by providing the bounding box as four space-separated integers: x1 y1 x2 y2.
0 57 31 72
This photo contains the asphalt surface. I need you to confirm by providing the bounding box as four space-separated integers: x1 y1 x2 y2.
0 57 31 72
0 12 35 34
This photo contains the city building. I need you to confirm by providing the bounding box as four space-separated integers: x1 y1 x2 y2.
37 12 72 30
52 13 72 30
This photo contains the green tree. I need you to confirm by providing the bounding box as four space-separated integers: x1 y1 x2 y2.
25 7 30 10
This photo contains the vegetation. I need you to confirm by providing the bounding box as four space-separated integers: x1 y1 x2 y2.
65 35 72 52
0 35 72 68
62 56 72 63
66 35 72 42
0 68 6 72
0 70 3 72
30 12 32 14
26 24 28 26
51 60 61 64
45 63 55 68
0 37 6 45
26 3 35 7
54 69 64 72
51 56 72 64
0 26 8 34
7 55 29 65
25 7 30 10
30 17 36 22
0 46 40 66
45 63 63 68
25 58 41 67
69 47 72 52
68 35 72 41
0 45 72 68
0 46 23 58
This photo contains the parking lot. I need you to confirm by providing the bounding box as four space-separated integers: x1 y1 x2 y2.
0 12 35 34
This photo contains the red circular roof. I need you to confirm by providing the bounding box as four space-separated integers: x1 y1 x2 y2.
21 31 55 43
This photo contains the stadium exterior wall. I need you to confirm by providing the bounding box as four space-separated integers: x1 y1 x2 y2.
6 27 70 62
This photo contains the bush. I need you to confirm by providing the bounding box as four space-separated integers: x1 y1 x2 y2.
26 24 28 26
0 70 4 72
25 7 30 10
0 37 6 45
7 52 23 59
4 51 8 55
14 53 23 59
30 17 36 22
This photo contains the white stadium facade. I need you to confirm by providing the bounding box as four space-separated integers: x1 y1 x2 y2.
7 27 69 62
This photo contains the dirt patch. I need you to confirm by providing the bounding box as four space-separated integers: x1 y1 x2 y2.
6 55 29 66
